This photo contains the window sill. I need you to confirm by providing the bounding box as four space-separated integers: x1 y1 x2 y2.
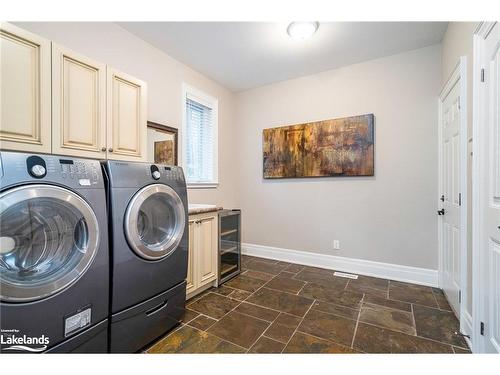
187 182 219 189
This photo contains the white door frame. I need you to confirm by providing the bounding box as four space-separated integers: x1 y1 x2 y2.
438 56 469 337
472 21 498 354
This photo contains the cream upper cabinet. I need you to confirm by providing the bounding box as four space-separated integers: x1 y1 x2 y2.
1 23 148 161
0 23 51 153
107 67 147 161
51 44 107 158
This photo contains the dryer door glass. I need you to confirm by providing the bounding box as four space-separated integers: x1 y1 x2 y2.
125 184 185 260
0 185 99 302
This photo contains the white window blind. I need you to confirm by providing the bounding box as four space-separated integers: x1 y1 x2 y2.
184 95 216 184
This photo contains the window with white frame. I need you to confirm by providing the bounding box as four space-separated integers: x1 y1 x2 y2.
182 84 218 187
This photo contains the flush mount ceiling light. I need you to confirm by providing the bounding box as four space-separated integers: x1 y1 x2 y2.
286 22 320 40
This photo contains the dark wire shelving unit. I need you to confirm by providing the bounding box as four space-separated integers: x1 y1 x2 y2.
218 209 241 284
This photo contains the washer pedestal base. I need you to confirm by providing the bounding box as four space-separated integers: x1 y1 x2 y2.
109 281 186 353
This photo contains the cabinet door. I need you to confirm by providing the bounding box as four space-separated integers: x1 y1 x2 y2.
52 44 106 158
0 23 51 153
106 67 147 161
186 218 197 295
198 215 218 285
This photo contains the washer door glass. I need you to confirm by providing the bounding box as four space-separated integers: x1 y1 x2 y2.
125 184 185 260
0 185 99 302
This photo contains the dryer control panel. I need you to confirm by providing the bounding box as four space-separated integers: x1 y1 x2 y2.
143 164 185 182
105 160 186 189
158 165 184 181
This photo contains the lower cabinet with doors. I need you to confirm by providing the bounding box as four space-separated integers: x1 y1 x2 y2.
186 210 219 299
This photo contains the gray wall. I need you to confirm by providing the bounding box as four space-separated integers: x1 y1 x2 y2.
234 45 442 270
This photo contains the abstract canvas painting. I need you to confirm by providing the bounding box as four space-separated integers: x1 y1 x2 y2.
263 114 374 178
154 140 174 165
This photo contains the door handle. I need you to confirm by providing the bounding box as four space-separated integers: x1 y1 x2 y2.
437 209 445 216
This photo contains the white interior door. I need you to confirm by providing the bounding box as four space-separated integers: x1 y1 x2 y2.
475 22 500 354
439 62 466 316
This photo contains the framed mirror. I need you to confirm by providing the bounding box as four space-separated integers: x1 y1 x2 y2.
147 121 178 166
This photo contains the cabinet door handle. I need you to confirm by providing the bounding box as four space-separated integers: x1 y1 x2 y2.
108 148 114 152
101 147 107 152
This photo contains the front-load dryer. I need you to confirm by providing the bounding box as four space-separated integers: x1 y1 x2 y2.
0 151 109 353
103 161 188 353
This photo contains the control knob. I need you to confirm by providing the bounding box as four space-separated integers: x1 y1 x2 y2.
152 170 161 180
30 164 46 178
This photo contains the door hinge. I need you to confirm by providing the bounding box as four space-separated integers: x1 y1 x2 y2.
458 193 462 206
458 290 461 303
481 68 485 82
480 322 485 335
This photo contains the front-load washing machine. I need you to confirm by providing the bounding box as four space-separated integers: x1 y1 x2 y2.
103 161 188 353
0 151 109 353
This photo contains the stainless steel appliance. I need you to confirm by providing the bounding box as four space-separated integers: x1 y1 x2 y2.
103 161 188 353
0 151 109 353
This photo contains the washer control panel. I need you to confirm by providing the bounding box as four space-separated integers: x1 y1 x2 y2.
0 152 103 189
58 158 100 185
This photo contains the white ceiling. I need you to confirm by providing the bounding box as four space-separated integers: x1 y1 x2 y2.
119 22 448 92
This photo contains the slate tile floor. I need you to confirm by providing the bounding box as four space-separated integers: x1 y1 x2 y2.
146 255 471 354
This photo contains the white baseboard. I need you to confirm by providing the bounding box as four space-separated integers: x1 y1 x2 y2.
242 242 438 287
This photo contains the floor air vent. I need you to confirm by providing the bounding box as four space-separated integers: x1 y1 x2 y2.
333 271 359 279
